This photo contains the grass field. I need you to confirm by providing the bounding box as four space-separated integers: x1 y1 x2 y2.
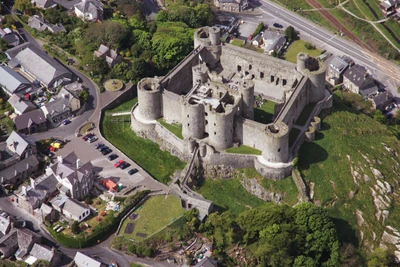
295 102 317 126
120 195 184 242
226 145 262 155
298 96 400 247
197 178 267 214
101 96 186 184
230 38 243 47
284 39 322 63
254 100 276 124
157 118 183 140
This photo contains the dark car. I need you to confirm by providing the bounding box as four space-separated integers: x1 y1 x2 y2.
108 154 118 161
42 150 54 157
82 133 94 141
88 136 98 143
128 168 138 175
102 148 112 155
120 162 131 170
62 119 71 125
99 146 109 153
273 23 283 28
95 143 104 149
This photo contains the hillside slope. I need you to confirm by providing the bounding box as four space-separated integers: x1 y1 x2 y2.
299 98 400 258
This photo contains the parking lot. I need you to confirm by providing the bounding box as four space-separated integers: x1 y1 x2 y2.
53 134 169 195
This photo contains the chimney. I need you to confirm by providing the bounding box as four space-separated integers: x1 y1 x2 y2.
57 155 63 164
7 216 11 222
10 222 14 229
76 159 80 169
30 178 35 190
22 185 27 195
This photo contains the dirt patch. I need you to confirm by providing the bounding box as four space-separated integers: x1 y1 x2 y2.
129 213 139 221
136 232 148 238
124 223 135 234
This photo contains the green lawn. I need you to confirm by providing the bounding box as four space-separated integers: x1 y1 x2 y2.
226 145 262 155
157 118 183 140
105 97 138 113
197 178 267 215
101 96 186 184
120 195 184 242
230 38 243 47
295 102 317 126
298 96 400 247
130 264 145 267
254 100 276 124
284 39 322 63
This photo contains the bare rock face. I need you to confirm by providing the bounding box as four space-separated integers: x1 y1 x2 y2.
371 167 384 179
356 209 364 226
240 178 284 203
204 165 236 180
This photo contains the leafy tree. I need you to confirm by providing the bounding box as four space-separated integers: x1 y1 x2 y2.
71 220 80 234
253 22 264 37
293 256 317 267
84 21 129 49
13 0 31 12
0 38 8 52
32 260 51 267
132 30 152 51
373 110 387 124
84 195 92 205
305 42 316 50
285 26 298 42
339 243 364 267
78 90 89 105
367 248 397 267
202 211 237 249
116 0 142 17
82 56 109 77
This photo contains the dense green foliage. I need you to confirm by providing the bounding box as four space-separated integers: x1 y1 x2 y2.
285 26 298 42
253 22 264 37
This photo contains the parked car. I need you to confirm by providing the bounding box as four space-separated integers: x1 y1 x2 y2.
120 162 130 170
108 154 118 161
53 139 65 145
95 143 104 149
114 160 125 168
88 136 98 143
62 119 71 125
43 150 54 157
99 146 109 152
82 133 94 141
273 23 283 28
102 148 112 155
128 168 138 175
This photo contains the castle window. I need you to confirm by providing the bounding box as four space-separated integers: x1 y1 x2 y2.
214 123 216 126
260 72 264 79
187 123 190 126
245 71 249 76
271 75 274 83
187 115 189 118
278 148 281 152
249 64 252 70
205 112 208 116
282 79 287 86
276 77 280 85
214 132 216 135
205 120 208 125
237 65 242 72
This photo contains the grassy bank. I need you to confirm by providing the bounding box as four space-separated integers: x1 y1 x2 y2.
101 96 186 184
284 39 322 63
254 100 276 124
157 118 183 140
226 145 262 155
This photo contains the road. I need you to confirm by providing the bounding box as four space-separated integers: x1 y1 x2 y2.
241 0 400 95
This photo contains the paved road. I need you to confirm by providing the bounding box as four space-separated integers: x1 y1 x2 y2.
241 0 400 95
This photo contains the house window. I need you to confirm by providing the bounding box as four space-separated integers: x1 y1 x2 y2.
278 148 280 152
79 215 81 220
214 132 216 135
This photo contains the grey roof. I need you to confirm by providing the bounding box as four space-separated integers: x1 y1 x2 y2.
33 0 55 8
343 64 377 90
2 33 21 47
28 15 65 33
22 174 59 208
329 56 349 75
74 0 103 20
30 243 54 262
0 66 30 94
57 87 79 101
16 227 41 253
62 198 89 218
10 46 71 87
0 229 18 255
40 203 53 215
372 91 393 106
13 109 47 131
42 97 71 116
263 31 286 52
50 152 94 185
8 94 36 115
0 155 39 181
194 257 217 267
5 42 34 60
6 131 35 157
74 252 102 267
0 216 11 235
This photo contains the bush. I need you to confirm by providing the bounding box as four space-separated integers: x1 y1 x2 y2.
304 42 315 50
253 22 264 37
71 221 80 234
84 196 93 205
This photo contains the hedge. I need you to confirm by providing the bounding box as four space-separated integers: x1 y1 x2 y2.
48 190 151 248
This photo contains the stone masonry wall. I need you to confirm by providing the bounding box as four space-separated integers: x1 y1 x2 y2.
235 117 267 151
162 90 182 122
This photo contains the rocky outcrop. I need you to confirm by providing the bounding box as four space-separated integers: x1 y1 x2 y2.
240 178 285 203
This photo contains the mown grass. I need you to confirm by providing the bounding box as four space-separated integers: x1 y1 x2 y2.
226 145 262 155
101 96 186 184
295 102 317 126
230 39 243 47
254 100 276 124
298 96 400 246
157 118 183 140
284 39 322 63
120 195 184 242
197 178 267 215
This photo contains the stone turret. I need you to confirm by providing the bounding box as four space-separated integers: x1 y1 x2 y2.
182 98 205 140
137 78 162 121
239 79 255 120
262 122 289 163
192 64 208 85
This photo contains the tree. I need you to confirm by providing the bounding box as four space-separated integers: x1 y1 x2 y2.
71 220 80 234
339 243 364 267
304 42 316 50
285 26 298 42
78 90 89 105
84 195 93 205
373 110 387 124
84 21 130 49
253 22 264 37
366 248 397 267
13 0 31 12
32 260 51 267
0 38 8 52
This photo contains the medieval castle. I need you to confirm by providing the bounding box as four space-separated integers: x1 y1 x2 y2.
131 26 332 180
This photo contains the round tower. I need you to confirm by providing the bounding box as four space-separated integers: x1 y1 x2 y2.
208 26 221 46
262 122 289 163
137 78 162 121
182 99 205 140
192 64 208 85
208 109 235 151
239 79 255 120
307 61 326 103
194 28 211 48
296 52 308 72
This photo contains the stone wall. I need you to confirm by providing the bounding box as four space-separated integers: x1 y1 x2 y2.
241 177 285 203
254 158 293 180
235 117 266 151
162 90 182 122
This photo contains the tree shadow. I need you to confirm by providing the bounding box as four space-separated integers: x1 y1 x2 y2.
298 142 329 170
331 217 359 247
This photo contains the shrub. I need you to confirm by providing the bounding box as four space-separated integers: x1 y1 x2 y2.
304 42 315 50
71 220 80 234
84 196 93 205
253 22 264 37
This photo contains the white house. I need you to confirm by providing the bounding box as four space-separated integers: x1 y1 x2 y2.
74 0 104 22
62 198 90 222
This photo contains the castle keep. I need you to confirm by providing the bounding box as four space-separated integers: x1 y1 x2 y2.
131 26 332 180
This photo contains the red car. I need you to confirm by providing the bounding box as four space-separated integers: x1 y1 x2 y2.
82 133 94 141
114 160 125 168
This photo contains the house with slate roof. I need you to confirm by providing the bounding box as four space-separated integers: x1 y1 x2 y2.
74 252 104 267
57 87 81 112
9 46 72 88
60 197 90 222
27 243 62 266
8 94 37 115
0 227 41 260
262 30 286 55
31 0 56 9
343 64 378 98
194 257 218 267
13 109 48 134
74 0 104 22
28 15 65 33
0 66 31 96
326 55 351 86
94 44 122 68
0 155 39 187
41 97 72 124
371 91 394 111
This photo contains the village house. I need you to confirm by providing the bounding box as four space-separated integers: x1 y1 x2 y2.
28 15 65 33
94 44 122 68
326 55 352 86
25 243 62 266
0 28 21 47
0 66 31 96
74 0 104 22
371 91 394 111
41 97 72 124
13 109 48 135
262 30 286 55
343 64 378 98
214 0 248 12
0 227 41 260
57 87 81 112
379 0 400 17
74 252 105 267
7 94 36 115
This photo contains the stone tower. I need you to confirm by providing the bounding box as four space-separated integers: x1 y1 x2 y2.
182 98 205 140
239 79 255 120
137 78 162 121
262 122 289 163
